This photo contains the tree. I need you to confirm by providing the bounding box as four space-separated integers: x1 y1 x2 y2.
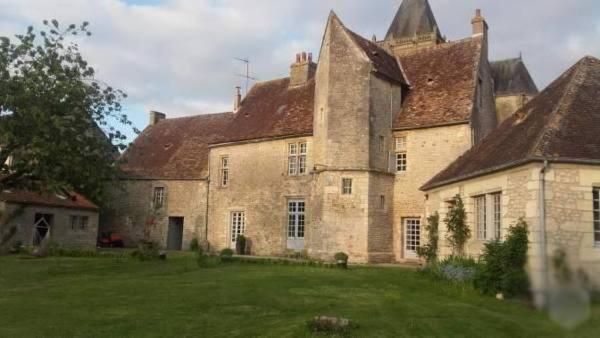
0 20 136 202
416 212 439 265
445 195 470 257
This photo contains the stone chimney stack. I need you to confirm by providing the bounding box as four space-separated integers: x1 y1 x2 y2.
233 86 242 112
149 111 166 126
471 9 488 39
289 51 316 87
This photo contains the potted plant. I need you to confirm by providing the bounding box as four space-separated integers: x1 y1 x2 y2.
235 235 247 255
334 252 349 269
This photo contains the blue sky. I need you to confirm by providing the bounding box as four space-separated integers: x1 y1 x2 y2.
1 0 599 143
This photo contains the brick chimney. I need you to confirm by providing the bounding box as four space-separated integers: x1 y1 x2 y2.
149 111 166 126
289 52 316 87
471 9 488 39
233 86 242 112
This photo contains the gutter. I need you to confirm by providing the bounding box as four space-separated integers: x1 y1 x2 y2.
538 160 550 309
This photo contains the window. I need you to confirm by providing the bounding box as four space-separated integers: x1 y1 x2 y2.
379 136 385 152
220 156 229 187
153 187 165 208
288 200 305 239
288 142 307 175
70 215 89 231
475 192 502 240
230 211 245 244
395 137 407 173
380 195 386 209
342 178 353 195
594 188 599 246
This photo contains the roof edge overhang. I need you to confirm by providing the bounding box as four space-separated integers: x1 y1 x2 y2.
421 157 600 192
209 133 313 149
2 200 100 212
393 120 469 132
118 176 208 182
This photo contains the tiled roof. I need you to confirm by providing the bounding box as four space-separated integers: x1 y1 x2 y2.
119 112 233 179
393 37 483 129
385 0 442 41
491 58 539 96
0 190 99 211
344 28 409 86
218 78 314 144
422 56 600 191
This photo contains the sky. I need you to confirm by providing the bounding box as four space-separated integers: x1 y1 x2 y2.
1 0 599 141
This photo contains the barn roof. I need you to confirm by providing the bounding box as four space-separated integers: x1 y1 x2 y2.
422 56 600 191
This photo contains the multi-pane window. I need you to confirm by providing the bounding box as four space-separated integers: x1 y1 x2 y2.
288 142 307 175
594 188 599 246
475 192 502 240
395 137 407 172
230 211 245 244
405 219 421 252
153 187 165 208
220 156 229 187
342 178 353 195
288 200 305 239
70 215 89 230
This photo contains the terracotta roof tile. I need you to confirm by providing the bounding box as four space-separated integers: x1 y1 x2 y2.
0 190 99 211
394 37 483 129
422 56 600 190
120 112 233 179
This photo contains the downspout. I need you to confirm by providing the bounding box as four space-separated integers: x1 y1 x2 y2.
538 160 549 309
205 156 211 252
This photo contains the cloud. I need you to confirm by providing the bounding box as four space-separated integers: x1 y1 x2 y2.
1 0 599 136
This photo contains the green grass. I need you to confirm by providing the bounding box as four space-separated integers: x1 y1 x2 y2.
0 254 597 337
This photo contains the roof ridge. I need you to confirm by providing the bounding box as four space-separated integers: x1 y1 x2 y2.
528 60 587 158
401 36 480 56
164 112 233 121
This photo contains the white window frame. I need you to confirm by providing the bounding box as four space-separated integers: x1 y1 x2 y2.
475 192 502 241
230 211 245 244
395 137 407 173
153 187 165 209
404 218 421 256
220 156 229 187
288 142 307 176
594 188 599 247
287 200 305 239
342 178 353 195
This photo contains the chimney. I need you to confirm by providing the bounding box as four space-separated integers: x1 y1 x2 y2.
289 51 317 87
149 111 166 126
471 9 488 39
233 86 242 112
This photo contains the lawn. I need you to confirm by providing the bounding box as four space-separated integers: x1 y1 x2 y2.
0 254 598 337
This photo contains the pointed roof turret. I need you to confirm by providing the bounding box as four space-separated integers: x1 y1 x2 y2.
385 0 442 41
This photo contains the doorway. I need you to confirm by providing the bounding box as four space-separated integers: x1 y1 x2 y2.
403 218 421 260
33 213 53 246
167 217 184 251
287 200 305 251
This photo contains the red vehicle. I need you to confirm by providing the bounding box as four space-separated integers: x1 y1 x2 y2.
98 232 124 248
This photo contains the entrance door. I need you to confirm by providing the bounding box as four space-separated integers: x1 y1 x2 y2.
167 217 184 250
230 211 245 249
287 200 305 251
404 218 421 260
33 213 53 246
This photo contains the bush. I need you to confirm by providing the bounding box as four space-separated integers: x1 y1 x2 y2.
445 195 471 257
417 212 439 264
235 235 246 255
189 238 199 252
474 219 529 298
334 252 348 262
131 240 161 261
220 248 234 262
439 256 478 283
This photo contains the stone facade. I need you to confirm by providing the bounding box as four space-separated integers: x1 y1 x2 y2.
495 94 533 123
3 202 99 249
424 163 600 303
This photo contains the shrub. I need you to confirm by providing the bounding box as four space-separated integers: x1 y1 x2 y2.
439 256 478 283
334 252 349 262
220 248 234 262
474 219 529 298
131 240 161 261
235 235 246 255
417 212 440 265
189 238 199 252
445 195 470 257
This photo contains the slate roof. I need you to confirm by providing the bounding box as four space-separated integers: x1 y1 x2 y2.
0 190 99 211
393 37 483 129
491 58 539 96
119 112 233 179
386 0 442 41
422 56 600 191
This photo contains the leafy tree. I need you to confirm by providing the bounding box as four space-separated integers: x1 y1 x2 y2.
416 212 439 265
0 19 136 202
445 195 470 257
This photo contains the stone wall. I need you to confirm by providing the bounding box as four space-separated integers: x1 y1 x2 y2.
3 202 99 249
495 95 533 123
392 124 473 261
104 179 207 250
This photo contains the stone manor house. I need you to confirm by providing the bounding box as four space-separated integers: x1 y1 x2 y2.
105 0 600 293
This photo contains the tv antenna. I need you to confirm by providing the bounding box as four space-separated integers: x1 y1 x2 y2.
234 57 259 95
